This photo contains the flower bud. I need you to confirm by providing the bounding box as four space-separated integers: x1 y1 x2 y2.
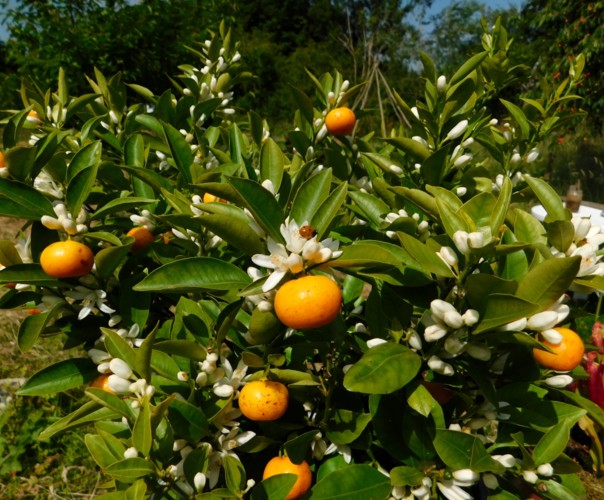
452 469 480 484
492 454 517 468
453 231 470 255
109 358 133 379
213 383 235 398
527 311 559 331
444 310 464 329
437 75 447 92
468 231 485 249
444 119 469 141
462 309 480 326
456 186 468 197
194 472 207 492
499 317 528 332
425 324 449 342
541 328 564 344
482 473 499 489
544 374 573 388
408 331 423 350
522 470 538 484
526 148 540 163
367 338 388 348
454 154 472 168
41 215 63 230
428 355 455 376
431 299 457 321
437 246 459 268
389 164 403 175
537 463 554 477
107 374 132 394
123 447 138 459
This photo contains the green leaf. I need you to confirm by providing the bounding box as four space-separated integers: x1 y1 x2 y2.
4 144 36 181
18 301 65 351
0 240 23 266
309 464 391 500
326 409 372 445
259 137 286 192
516 256 580 309
533 415 584 466
545 220 575 253
39 402 119 440
328 240 419 271
133 257 252 293
387 137 431 161
343 343 421 394
0 178 55 217
348 190 390 227
86 433 121 468
17 358 98 396
162 121 193 183
290 169 332 226
228 176 284 243
223 455 247 494
284 430 321 464
449 52 488 86
310 181 348 240
433 430 505 473
132 401 153 457
67 141 102 182
91 197 157 221
94 245 132 280
492 176 512 236
389 466 424 487
103 328 138 373
167 399 209 441
66 164 99 217
196 213 265 255
104 458 156 483
474 294 539 334
251 475 298 500
154 340 207 361
397 233 454 278
86 388 133 418
389 186 438 216
524 175 569 222
500 98 531 139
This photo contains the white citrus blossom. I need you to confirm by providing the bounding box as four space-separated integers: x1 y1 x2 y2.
65 286 116 320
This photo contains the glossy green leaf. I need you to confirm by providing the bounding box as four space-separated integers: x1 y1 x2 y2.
259 137 286 192
86 387 133 418
407 383 437 418
533 416 582 466
18 301 65 351
449 52 488 86
290 168 332 226
546 220 575 253
461 192 496 231
167 399 209 441
516 256 580 309
387 137 431 161
196 213 265 255
39 402 119 440
309 464 391 500
491 176 512 236
132 400 152 456
508 207 547 245
228 176 284 243
326 409 372 445
284 430 321 464
17 358 98 396
500 98 531 139
4 144 36 182
67 141 102 181
154 340 207 361
86 433 121 468
134 257 251 293
251 475 298 500
421 147 450 185
389 466 424 487
66 164 99 217
162 121 193 183
91 197 157 220
434 430 505 473
343 343 421 394
105 458 156 482
223 455 247 494
102 328 138 372
474 294 540 334
524 175 569 222
309 179 347 237
328 240 418 270
389 186 438 216
348 190 390 227
397 232 454 278
0 178 55 217
94 245 132 280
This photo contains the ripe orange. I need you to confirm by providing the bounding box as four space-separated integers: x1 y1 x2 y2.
325 107 356 136
0 151 5 168
89 373 115 394
533 327 585 371
263 456 312 500
274 275 342 329
40 240 94 278
127 226 154 252
238 379 289 421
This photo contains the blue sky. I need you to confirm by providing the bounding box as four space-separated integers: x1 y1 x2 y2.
0 0 526 42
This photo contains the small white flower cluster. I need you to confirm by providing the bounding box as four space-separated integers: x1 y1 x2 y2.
33 170 64 198
89 352 154 401
41 202 88 235
130 209 155 231
195 347 249 399
383 209 430 240
251 218 342 292
450 137 475 169
310 431 352 463
493 171 523 192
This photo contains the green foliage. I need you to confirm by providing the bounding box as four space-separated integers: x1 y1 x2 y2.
0 18 602 500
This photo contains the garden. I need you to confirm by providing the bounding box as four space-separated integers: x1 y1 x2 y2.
0 12 604 500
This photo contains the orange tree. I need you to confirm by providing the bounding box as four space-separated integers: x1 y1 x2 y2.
0 20 603 499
